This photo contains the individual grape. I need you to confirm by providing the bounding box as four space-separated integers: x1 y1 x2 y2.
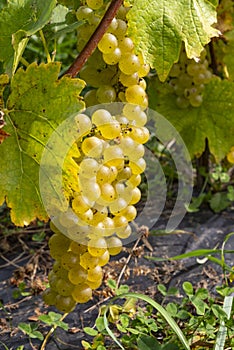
55 294 76 313
61 251 80 270
75 114 92 137
109 197 128 215
79 179 101 201
116 224 132 239
87 265 103 281
100 183 116 202
76 6 93 21
96 216 115 236
48 271 59 290
126 174 141 188
96 85 116 103
88 237 107 257
92 109 112 126
125 85 146 105
112 19 127 37
98 250 110 266
72 195 92 214
118 37 134 52
53 261 68 278
119 54 141 75
56 278 74 296
43 289 57 306
80 252 99 269
86 278 103 289
127 126 150 144
129 187 141 204
129 158 146 174
58 210 79 229
116 166 132 181
48 233 70 260
189 94 203 107
81 136 103 157
103 145 124 168
119 72 139 87
119 205 137 221
84 89 99 107
79 158 100 178
103 48 122 65
98 119 121 139
72 283 92 303
68 265 88 285
113 215 128 230
97 165 115 184
69 241 87 255
98 33 118 54
86 0 103 10
77 208 94 223
106 236 123 256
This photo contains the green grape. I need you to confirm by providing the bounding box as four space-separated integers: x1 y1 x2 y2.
96 216 115 236
103 145 124 168
112 19 127 37
125 85 146 105
119 72 139 87
75 114 92 137
109 197 128 215
123 103 142 120
86 0 103 10
72 283 92 303
127 126 150 144
103 48 122 65
56 278 74 296
100 183 116 202
80 252 99 269
129 187 141 204
128 143 145 161
106 236 123 256
113 215 128 230
61 251 80 270
84 89 99 107
55 294 76 313
116 166 132 181
72 195 92 214
82 136 103 157
43 289 57 306
69 241 87 255
87 265 103 281
129 158 146 175
86 278 103 289
119 205 137 221
77 208 94 223
88 237 107 257
79 178 101 201
76 6 93 21
189 94 203 107
96 85 116 103
92 109 112 126
68 265 88 285
48 271 59 291
52 261 68 278
98 250 110 266
107 18 118 32
98 33 118 54
48 233 70 260
126 174 141 188
116 224 132 239
96 165 113 184
98 120 121 139
91 205 108 224
118 37 134 52
119 54 141 75
79 158 100 178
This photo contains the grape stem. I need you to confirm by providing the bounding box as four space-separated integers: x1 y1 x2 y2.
64 0 123 78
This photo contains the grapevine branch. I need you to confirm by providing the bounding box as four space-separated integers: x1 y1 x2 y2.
64 0 123 78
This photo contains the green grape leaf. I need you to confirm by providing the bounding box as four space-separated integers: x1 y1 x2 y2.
148 77 234 162
127 0 220 81
0 0 56 75
0 62 85 226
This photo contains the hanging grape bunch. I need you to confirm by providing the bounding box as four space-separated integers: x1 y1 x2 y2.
168 49 213 108
43 1 150 313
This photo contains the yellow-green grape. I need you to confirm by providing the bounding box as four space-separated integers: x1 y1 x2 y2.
117 166 132 181
126 174 141 188
68 265 88 285
80 252 99 269
129 158 146 175
56 278 74 296
79 178 101 201
129 187 141 204
125 85 146 105
72 283 92 303
87 265 103 281
119 205 137 221
86 278 103 289
98 119 121 139
98 250 110 266
119 72 139 87
48 271 59 291
84 89 99 107
107 17 118 32
55 294 76 313
114 183 132 204
81 136 103 157
52 261 68 278
106 236 123 256
96 216 115 236
96 165 114 184
72 195 92 214
100 183 116 202
109 197 128 215
103 48 122 65
76 6 93 21
43 289 57 306
92 109 112 126
98 33 118 54
75 114 92 137
86 0 103 10
96 85 117 103
118 37 134 52
128 144 145 162
103 145 124 168
119 54 141 75
77 208 94 223
48 233 70 260
91 205 108 224
69 241 87 255
127 126 150 144
61 251 80 270
116 224 132 239
113 215 128 231
79 158 100 178
112 19 127 37
88 237 107 257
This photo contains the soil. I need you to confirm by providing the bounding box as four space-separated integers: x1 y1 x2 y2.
0 206 233 350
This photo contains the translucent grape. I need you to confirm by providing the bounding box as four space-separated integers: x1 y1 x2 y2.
87 265 103 281
72 283 92 303
125 85 146 105
98 33 118 54
103 48 122 65
81 136 103 157
92 109 112 126
129 158 146 174
98 120 121 139
61 251 80 270
119 54 141 75
68 265 88 285
106 236 123 256
80 252 99 269
96 85 116 103
55 294 76 313
56 278 74 296
119 72 139 87
86 0 103 10
88 237 107 257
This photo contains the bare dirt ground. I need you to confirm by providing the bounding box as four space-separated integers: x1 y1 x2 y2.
0 206 233 350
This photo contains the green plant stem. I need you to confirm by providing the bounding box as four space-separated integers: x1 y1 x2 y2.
20 57 30 67
64 0 123 77
39 30 51 63
39 313 68 350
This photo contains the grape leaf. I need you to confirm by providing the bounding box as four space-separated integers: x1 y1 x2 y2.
223 30 234 80
0 62 85 226
127 0 220 81
0 0 56 75
148 77 234 162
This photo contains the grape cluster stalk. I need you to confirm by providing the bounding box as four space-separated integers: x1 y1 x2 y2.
43 1 151 313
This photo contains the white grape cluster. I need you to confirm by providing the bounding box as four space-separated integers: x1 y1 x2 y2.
168 50 213 108
43 106 149 313
76 1 150 108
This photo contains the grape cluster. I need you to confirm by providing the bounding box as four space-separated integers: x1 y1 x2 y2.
168 50 213 108
43 106 149 313
76 2 150 108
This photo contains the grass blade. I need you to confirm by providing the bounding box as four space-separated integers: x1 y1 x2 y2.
214 295 233 350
